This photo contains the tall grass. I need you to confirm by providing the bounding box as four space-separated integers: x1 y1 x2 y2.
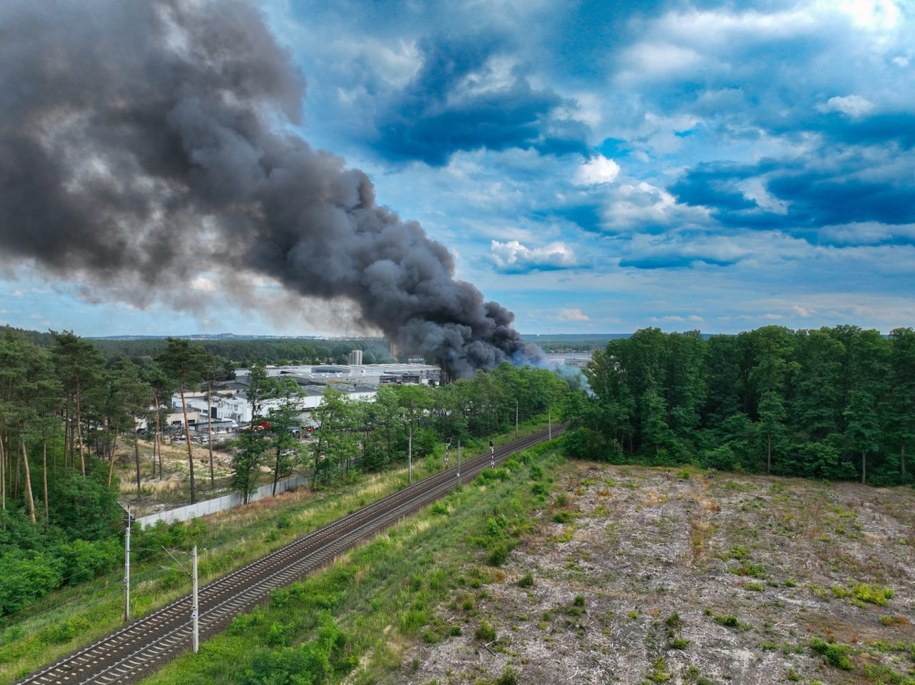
140 448 564 684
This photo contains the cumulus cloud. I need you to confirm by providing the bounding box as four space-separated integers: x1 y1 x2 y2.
491 240 578 273
558 308 590 321
819 95 877 118
575 155 621 185
819 221 915 245
650 314 704 323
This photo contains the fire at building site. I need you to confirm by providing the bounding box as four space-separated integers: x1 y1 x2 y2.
0 0 542 377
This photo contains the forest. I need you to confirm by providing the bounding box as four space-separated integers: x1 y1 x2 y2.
2 323 914 623
569 325 915 486
0 326 573 619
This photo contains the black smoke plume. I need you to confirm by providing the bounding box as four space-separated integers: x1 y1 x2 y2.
0 0 537 377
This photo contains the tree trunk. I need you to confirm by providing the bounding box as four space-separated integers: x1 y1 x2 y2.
64 404 71 471
766 431 772 475
273 446 280 496
861 450 867 485
135 433 142 500
901 443 907 478
1 436 6 513
179 387 196 504
21 440 36 524
207 383 214 488
154 407 162 480
107 431 120 487
42 442 49 527
75 384 86 477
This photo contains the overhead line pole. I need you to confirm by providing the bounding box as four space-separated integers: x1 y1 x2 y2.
124 507 130 623
192 545 199 654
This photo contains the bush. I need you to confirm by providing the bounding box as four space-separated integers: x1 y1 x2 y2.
58 538 121 584
475 620 497 643
562 428 612 461
493 667 517 685
487 543 509 566
517 573 534 588
852 584 894 606
810 637 853 670
0 550 64 616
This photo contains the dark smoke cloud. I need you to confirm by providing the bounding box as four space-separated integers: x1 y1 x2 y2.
0 0 538 376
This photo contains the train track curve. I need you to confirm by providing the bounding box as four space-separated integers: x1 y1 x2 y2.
17 424 567 685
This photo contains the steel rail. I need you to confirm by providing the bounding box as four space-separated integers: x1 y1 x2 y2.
16 424 567 685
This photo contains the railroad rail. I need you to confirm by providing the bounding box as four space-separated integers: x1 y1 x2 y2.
17 424 567 685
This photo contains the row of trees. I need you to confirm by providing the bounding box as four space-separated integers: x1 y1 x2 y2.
571 326 915 485
90 336 395 367
0 324 574 617
0 329 240 616
230 362 575 499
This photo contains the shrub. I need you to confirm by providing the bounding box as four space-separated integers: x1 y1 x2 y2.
552 510 575 524
57 538 121 584
475 620 497 643
0 550 64 616
487 543 509 566
852 584 894 606
531 483 548 498
810 637 853 670
713 614 740 628
518 573 534 588
493 667 518 685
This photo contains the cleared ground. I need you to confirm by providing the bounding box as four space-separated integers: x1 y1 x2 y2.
394 462 914 685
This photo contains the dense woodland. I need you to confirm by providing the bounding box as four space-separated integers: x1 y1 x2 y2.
569 326 915 486
0 326 573 618
91 336 395 366
2 323 914 621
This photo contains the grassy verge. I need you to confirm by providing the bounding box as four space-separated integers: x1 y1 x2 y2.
0 424 547 684
139 444 564 684
0 458 434 684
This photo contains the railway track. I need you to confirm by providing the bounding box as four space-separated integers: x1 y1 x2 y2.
17 424 567 685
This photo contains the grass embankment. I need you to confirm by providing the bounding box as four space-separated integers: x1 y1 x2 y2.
148 458 914 685
0 457 439 684
140 444 559 685
0 426 536 684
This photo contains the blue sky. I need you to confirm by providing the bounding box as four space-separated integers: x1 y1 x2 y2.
2 0 914 337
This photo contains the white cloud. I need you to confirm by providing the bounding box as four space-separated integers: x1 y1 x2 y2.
619 42 705 80
820 221 915 244
818 94 876 118
651 314 704 323
190 276 217 292
834 0 902 31
737 177 790 214
490 240 578 271
558 308 589 321
602 181 710 232
792 305 816 317
575 155 620 185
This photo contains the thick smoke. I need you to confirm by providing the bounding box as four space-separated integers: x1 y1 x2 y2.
0 0 537 377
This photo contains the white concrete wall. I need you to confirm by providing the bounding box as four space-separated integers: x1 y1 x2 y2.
135 474 308 529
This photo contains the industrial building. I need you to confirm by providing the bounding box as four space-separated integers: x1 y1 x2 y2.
170 360 441 431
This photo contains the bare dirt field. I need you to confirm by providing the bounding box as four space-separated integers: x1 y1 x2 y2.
399 463 914 685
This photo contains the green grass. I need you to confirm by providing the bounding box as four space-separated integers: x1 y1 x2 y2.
139 446 564 684
0 456 453 684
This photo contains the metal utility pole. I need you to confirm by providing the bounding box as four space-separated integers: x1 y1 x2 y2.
445 438 451 468
124 508 131 623
548 405 552 440
408 422 413 484
192 545 199 654
515 400 519 439
457 439 461 487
